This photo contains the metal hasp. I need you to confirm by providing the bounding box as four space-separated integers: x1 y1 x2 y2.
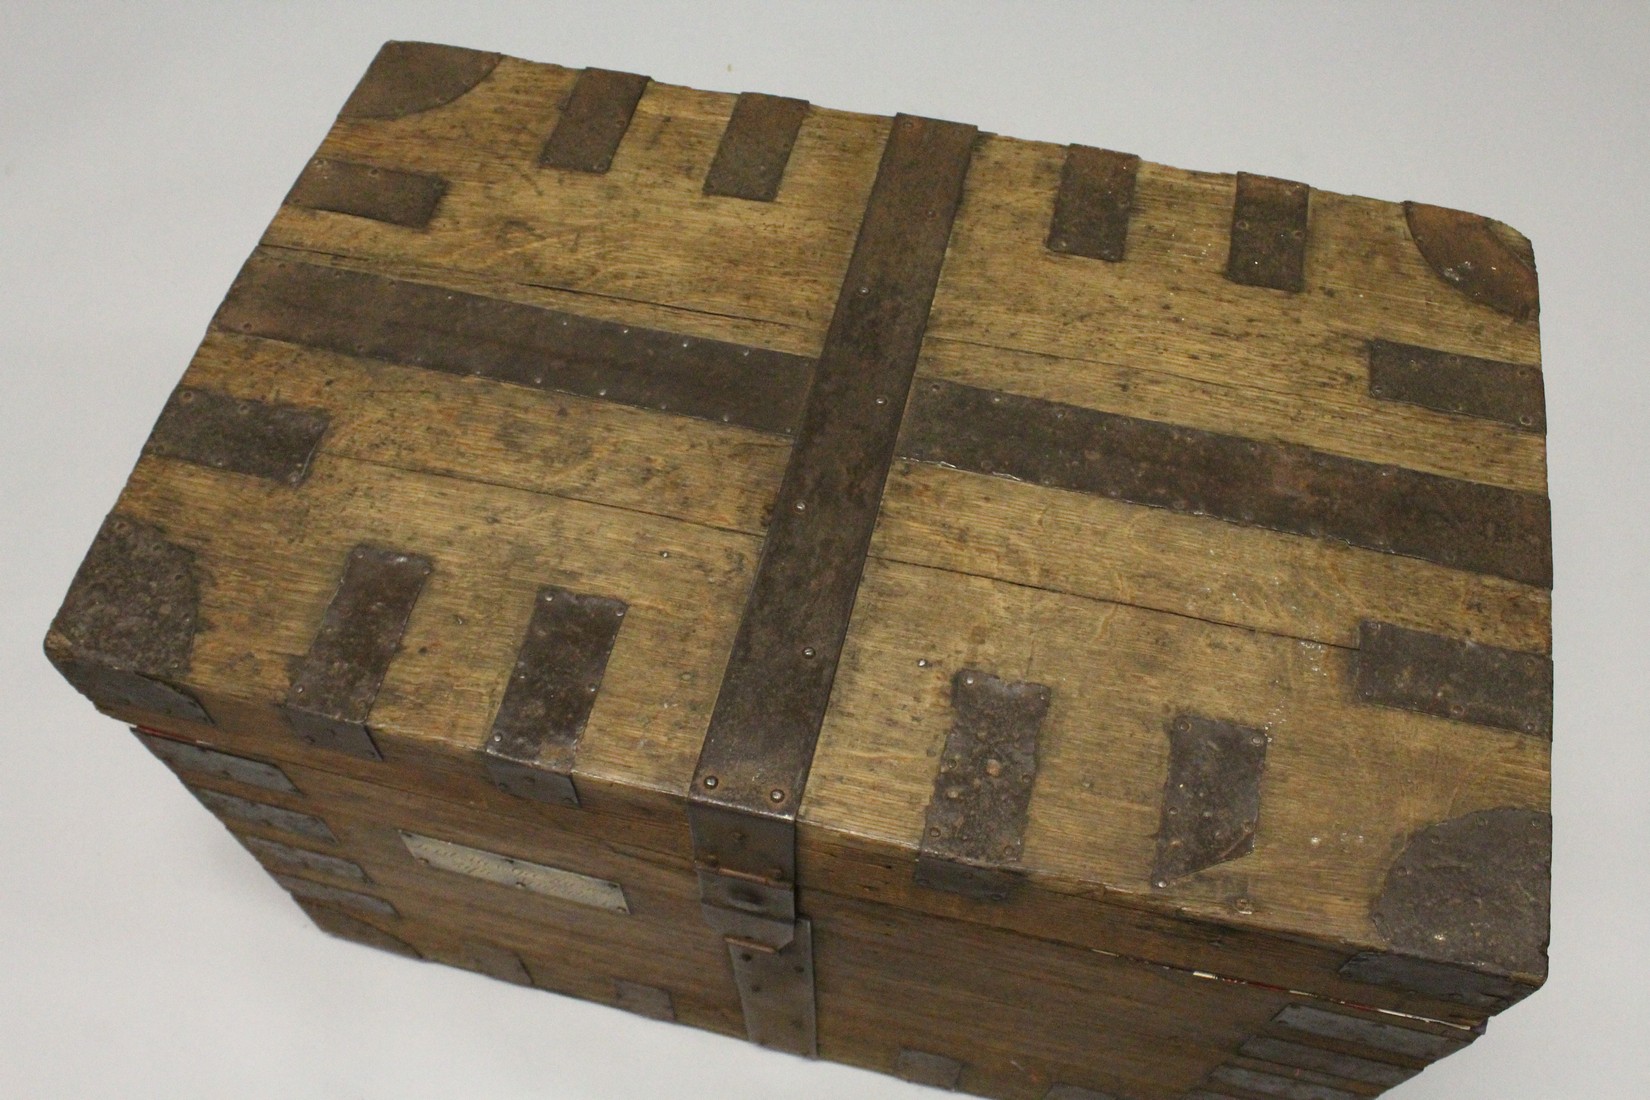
687 113 977 1056
727 921 818 1056
282 544 433 760
482 585 628 806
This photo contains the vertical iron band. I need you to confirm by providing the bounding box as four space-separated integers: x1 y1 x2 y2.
689 114 978 881
686 113 977 1058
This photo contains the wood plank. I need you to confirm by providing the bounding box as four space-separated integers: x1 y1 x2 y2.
872 463 1551 654
298 875 742 1037
925 137 1545 494
802 557 1549 1012
182 328 790 536
259 243 812 357
265 58 891 353
108 448 757 824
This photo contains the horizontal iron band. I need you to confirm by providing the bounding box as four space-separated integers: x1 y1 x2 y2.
898 378 1551 588
145 386 328 486
214 254 814 436
1354 621 1552 737
1367 338 1544 433
284 157 447 228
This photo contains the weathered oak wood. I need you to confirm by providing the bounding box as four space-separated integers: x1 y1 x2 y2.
872 462 1550 654
47 40 1549 1098
926 139 1544 494
183 327 789 535
268 59 891 354
110 450 757 828
802 556 1549 1020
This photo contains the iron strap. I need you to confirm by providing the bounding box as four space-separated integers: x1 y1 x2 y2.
688 114 977 881
686 113 976 1055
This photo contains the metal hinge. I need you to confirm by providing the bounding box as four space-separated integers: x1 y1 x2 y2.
690 808 817 1057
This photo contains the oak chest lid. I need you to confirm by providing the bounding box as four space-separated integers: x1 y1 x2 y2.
47 40 1551 1027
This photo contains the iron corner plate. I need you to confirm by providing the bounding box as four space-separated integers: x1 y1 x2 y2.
45 514 209 723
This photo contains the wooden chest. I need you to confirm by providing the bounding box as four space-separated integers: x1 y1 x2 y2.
45 40 1552 1100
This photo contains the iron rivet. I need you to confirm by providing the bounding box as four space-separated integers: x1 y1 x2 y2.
703 775 719 789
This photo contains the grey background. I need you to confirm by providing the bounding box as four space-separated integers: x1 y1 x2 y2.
3 2 1645 1097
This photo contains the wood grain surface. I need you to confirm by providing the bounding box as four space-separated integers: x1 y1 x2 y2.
48 42 1551 1084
